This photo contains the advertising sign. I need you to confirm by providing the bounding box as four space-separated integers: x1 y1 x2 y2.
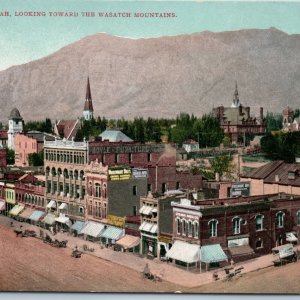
231 182 250 197
108 168 131 181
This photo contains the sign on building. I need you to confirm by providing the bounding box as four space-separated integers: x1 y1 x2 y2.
132 168 148 179
107 215 126 228
108 168 131 181
230 182 250 197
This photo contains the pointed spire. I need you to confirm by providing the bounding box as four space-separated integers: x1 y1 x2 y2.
86 76 92 100
231 81 240 108
234 81 239 98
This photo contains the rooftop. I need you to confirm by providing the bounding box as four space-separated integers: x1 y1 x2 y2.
99 129 133 142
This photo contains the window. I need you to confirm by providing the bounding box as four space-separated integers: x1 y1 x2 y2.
147 184 152 192
232 217 242 235
176 218 181 235
255 239 263 249
129 153 133 163
133 186 137 196
115 154 119 164
176 182 180 190
276 211 285 228
147 153 151 162
162 183 167 193
208 219 218 237
255 214 264 231
182 219 186 236
194 222 199 239
89 182 93 196
188 221 193 237
297 211 300 225
133 206 137 216
95 183 101 198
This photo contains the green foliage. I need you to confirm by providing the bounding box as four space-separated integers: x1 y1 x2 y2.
28 150 44 166
261 132 300 163
6 149 15 165
294 109 300 119
210 154 234 178
24 118 53 134
266 112 283 132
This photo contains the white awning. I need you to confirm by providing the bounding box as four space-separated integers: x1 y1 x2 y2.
55 213 71 226
79 221 105 238
152 208 157 213
143 222 153 232
286 232 298 242
47 200 56 209
139 222 146 231
139 206 146 214
166 240 200 263
150 224 158 234
59 202 68 210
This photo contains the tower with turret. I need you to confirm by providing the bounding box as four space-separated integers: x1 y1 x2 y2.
7 108 23 150
83 77 94 121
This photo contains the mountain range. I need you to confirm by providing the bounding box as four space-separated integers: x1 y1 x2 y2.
0 27 300 122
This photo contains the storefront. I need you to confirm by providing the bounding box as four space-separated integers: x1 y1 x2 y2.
139 221 158 258
116 235 140 254
42 212 56 229
9 204 25 219
55 213 72 231
78 221 105 242
200 244 228 272
29 210 46 226
18 207 34 223
71 220 85 236
100 225 124 246
166 240 200 271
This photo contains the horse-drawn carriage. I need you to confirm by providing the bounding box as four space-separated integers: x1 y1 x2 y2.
43 233 68 248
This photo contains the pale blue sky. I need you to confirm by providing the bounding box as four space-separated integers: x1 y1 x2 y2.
1 1 300 70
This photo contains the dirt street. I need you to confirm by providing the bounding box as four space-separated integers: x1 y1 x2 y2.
0 224 182 292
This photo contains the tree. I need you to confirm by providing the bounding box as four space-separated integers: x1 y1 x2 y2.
6 149 15 165
210 154 234 179
28 150 44 166
265 112 283 132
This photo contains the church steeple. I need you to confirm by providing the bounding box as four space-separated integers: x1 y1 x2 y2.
231 81 240 108
83 76 94 121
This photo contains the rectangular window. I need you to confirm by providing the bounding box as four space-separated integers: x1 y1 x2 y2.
129 153 132 163
147 153 151 162
133 186 137 196
133 206 137 216
147 184 152 192
194 222 199 238
182 220 186 236
188 221 192 237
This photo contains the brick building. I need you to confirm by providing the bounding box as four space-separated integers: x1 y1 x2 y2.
139 191 185 259
0 147 7 168
241 160 300 196
44 138 89 224
212 83 266 144
15 131 56 167
89 132 203 194
171 193 300 265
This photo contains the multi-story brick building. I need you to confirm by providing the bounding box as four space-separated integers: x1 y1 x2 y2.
44 138 89 224
15 131 56 167
89 132 203 194
170 193 300 266
139 191 185 259
212 83 266 144
0 147 7 168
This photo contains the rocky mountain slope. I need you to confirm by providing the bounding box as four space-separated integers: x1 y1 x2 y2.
1 27 299 122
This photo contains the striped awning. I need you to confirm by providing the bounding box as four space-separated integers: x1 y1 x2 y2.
116 235 140 249
139 222 154 232
200 244 228 263
55 213 71 226
42 213 56 225
139 205 154 215
79 221 105 238
59 202 68 210
100 225 124 241
29 210 46 222
71 220 85 232
19 208 34 220
0 200 5 211
9 205 25 216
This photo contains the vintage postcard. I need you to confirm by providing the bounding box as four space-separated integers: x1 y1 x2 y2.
1 0 300 295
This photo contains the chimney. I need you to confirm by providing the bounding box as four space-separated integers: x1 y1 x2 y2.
260 107 264 121
275 174 280 182
215 172 220 182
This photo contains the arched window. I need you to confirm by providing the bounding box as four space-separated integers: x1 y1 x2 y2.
45 166 50 176
193 221 199 239
188 220 193 237
297 211 300 225
176 218 181 235
95 183 101 198
276 211 285 228
63 169 69 179
57 168 62 177
74 170 79 180
182 219 186 236
103 184 107 198
69 170 73 179
255 214 264 231
208 219 218 237
232 216 242 235
80 170 84 180
51 167 56 176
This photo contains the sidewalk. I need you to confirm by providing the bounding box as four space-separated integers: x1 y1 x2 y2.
1 215 297 289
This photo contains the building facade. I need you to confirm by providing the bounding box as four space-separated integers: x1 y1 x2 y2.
7 108 24 150
171 193 300 262
44 138 89 223
212 83 266 144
